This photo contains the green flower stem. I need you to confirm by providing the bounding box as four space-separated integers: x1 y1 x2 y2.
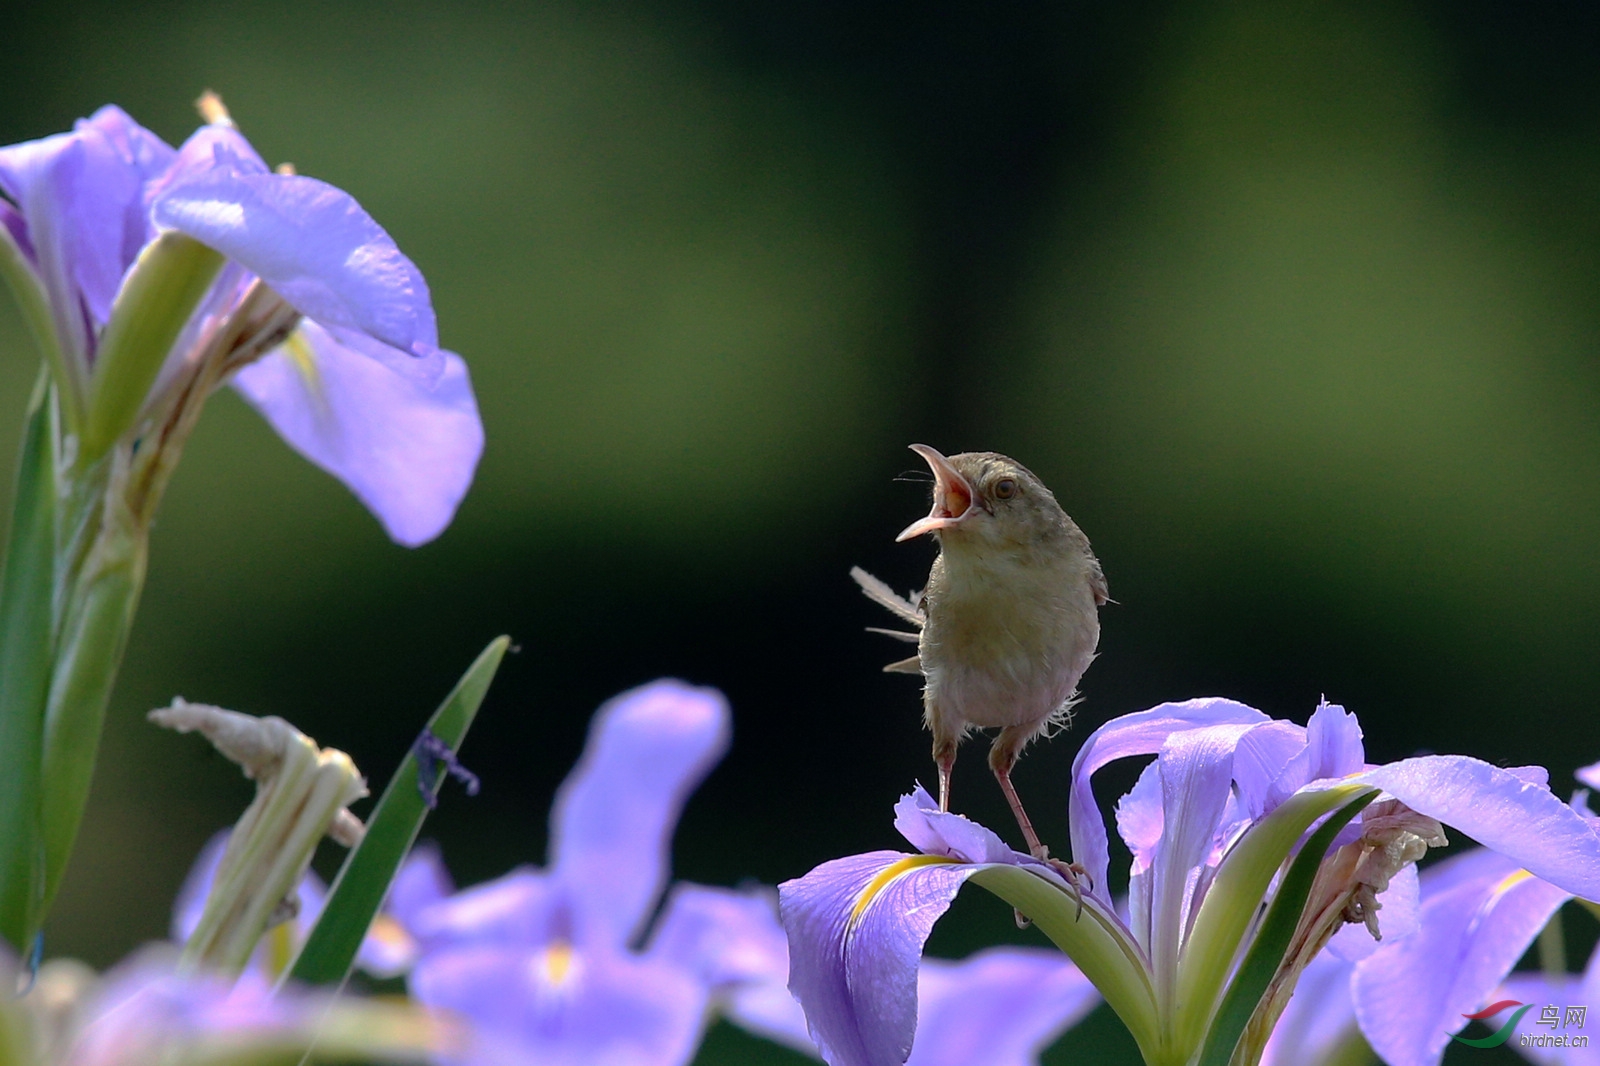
79 232 224 463
972 866 1163 1065
1170 783 1375 1061
0 374 59 951
37 523 145 916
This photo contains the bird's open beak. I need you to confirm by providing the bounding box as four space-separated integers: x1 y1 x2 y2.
896 444 977 541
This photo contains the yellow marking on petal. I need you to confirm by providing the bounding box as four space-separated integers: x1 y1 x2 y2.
285 329 322 392
850 855 961 925
542 941 576 987
366 915 416 958
1492 869 1535 898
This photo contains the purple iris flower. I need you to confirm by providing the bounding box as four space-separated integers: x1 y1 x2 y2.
398 679 734 1066
1255 841 1583 1066
780 698 1600 1066
0 104 480 545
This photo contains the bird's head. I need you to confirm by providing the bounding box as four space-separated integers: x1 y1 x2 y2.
896 445 1065 547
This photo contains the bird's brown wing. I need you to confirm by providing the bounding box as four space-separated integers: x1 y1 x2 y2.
849 566 926 626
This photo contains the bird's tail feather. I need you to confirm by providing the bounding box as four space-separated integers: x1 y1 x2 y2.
849 566 925 626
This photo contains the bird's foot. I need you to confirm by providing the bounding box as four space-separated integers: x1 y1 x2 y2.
1044 858 1090 922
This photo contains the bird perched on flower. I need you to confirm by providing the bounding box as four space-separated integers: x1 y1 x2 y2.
852 444 1107 859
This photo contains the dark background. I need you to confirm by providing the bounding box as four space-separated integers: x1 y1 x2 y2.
5 0 1600 1062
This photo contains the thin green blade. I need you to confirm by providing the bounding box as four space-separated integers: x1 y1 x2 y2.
286 636 509 987
0 373 58 951
1197 789 1378 1066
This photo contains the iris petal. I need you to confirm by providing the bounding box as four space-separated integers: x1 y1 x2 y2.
1352 848 1569 1066
230 320 481 547
549 681 731 949
152 150 439 360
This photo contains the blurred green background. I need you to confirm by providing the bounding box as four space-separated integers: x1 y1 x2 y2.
4 0 1600 1062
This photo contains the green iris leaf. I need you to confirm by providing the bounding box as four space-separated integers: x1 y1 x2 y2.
1196 788 1379 1066
286 635 509 988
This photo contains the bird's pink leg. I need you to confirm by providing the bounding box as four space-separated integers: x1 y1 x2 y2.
933 736 957 812
993 761 1047 859
989 727 1046 858
991 727 1087 921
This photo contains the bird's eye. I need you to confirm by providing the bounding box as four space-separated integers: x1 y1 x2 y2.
992 478 1018 500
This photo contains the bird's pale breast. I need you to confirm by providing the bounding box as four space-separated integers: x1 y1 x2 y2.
919 542 1100 734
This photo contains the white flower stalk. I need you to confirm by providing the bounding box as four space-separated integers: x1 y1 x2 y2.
148 700 367 976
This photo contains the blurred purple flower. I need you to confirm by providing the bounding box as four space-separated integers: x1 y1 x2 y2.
8 944 448 1066
400 680 734 1066
1502 953 1600 1066
779 699 1600 1066
0 104 481 545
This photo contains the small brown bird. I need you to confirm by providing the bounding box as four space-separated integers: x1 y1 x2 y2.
853 444 1108 859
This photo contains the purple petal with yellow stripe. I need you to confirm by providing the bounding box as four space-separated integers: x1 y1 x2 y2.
779 793 1050 1066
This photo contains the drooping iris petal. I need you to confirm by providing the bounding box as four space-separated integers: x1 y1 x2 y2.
151 148 439 363
1229 720 1306 821
1259 952 1361 1066
1069 698 1269 895
780 847 1042 1066
1351 755 1600 899
1352 848 1570 1066
908 949 1098 1066
229 319 482 547
549 681 731 949
1578 760 1600 792
410 940 708 1066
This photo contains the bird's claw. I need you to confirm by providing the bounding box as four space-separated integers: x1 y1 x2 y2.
1045 858 1090 922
